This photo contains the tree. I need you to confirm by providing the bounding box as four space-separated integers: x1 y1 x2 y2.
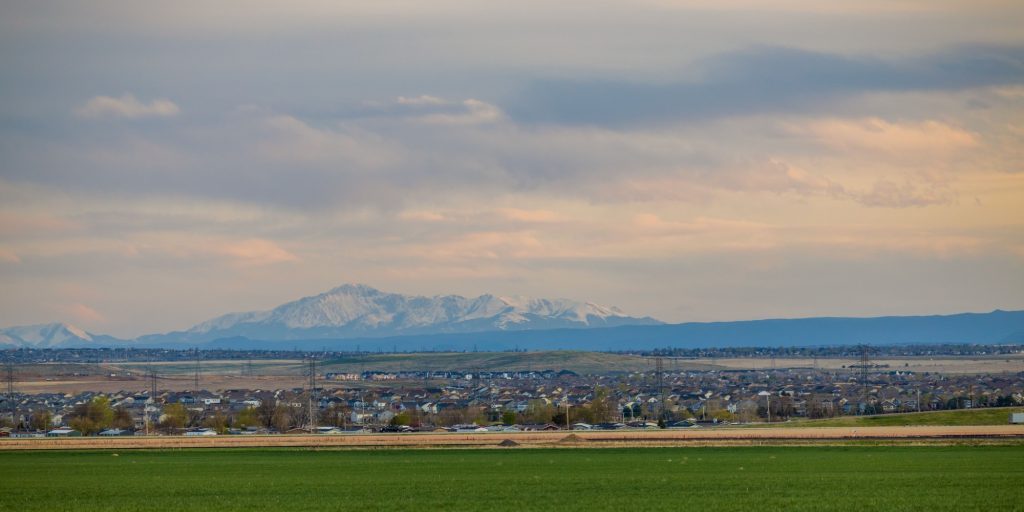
522 400 554 424
204 410 229 434
501 411 517 426
69 396 116 435
256 400 277 428
587 387 613 423
30 409 52 431
112 407 134 430
160 403 188 431
551 411 567 427
236 407 261 428
390 412 412 426
271 404 293 433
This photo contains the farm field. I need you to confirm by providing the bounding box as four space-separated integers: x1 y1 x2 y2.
1 446 1022 511
761 407 1024 428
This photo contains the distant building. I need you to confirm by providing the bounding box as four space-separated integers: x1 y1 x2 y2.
46 428 81 437
98 428 134 436
184 428 217 436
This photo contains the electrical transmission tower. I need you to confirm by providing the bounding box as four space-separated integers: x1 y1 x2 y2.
858 345 871 388
4 359 14 418
308 357 318 431
148 366 158 398
193 350 201 393
656 357 667 421
855 344 874 413
146 365 159 435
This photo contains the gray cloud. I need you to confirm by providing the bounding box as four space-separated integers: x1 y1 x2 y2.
509 45 1024 125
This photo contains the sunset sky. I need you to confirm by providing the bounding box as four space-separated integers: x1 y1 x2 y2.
1 1 1023 337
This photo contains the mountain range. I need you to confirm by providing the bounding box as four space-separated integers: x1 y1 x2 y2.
2 284 658 348
0 322 123 349
137 283 660 344
2 284 1023 351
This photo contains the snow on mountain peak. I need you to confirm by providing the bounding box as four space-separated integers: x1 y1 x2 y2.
0 322 94 347
182 284 659 340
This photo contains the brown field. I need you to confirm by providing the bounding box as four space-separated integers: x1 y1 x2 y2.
710 355 1024 374
8 352 1023 394
15 375 309 395
3 425 1022 450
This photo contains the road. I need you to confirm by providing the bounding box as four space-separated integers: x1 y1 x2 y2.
3 425 1022 450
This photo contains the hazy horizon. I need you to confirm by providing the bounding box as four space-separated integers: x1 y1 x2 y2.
2 1 1023 338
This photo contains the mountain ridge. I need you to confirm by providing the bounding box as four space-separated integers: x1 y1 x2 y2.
2 285 1023 350
159 283 658 343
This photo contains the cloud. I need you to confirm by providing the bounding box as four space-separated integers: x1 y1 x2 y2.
75 94 180 119
497 208 563 224
0 248 20 263
216 238 299 266
795 117 978 154
853 178 956 208
358 96 504 125
396 95 447 106
416 99 504 125
0 212 80 236
65 303 106 324
510 45 1024 125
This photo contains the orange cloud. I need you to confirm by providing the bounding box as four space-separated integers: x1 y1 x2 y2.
797 117 978 154
498 208 563 223
66 303 106 324
0 247 20 263
217 239 299 266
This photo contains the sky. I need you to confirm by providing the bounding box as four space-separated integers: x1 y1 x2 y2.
1 1 1023 338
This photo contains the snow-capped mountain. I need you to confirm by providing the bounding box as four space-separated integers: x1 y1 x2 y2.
0 322 98 348
171 284 661 342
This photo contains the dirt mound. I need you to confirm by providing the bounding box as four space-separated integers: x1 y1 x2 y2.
498 439 520 447
557 434 587 444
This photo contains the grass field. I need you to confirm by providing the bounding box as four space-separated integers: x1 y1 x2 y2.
2 446 1022 511
768 407 1024 428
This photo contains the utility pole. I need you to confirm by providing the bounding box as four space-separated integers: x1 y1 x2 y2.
564 397 570 430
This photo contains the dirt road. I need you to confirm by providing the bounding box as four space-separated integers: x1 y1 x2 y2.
3 425 1022 450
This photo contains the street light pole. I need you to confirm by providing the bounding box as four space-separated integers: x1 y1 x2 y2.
564 398 570 430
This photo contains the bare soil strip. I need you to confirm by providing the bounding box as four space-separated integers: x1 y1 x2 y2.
3 425 1022 450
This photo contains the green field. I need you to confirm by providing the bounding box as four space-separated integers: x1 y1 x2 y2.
2 446 1022 511
766 407 1024 428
